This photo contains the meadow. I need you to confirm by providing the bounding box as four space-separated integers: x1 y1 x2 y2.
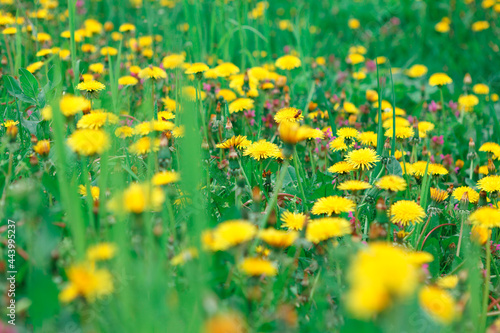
1 0 500 332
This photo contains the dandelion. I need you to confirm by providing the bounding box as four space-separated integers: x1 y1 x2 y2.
419 286 456 324
390 200 426 226
375 175 407 192
469 207 500 228
384 126 414 139
243 140 281 160
151 171 180 186
76 80 106 98
129 137 161 155
337 180 372 191
239 257 277 276
452 186 479 203
346 148 380 170
306 217 351 243
204 220 257 251
59 263 113 303
311 196 355 216
229 98 254 114
328 161 355 174
471 21 490 32
67 129 110 156
77 111 119 129
27 61 44 73
473 83 489 95
358 131 377 146
259 228 298 248
214 62 240 77
429 73 452 86
346 242 426 319
118 76 139 86
184 62 209 75
477 175 500 193
337 127 359 140
216 135 251 149
33 140 51 156
78 184 100 201
216 89 237 102
275 55 301 70
457 94 479 112
430 188 449 203
406 64 428 78
274 107 303 123
281 211 307 230
162 53 185 69
86 243 117 261
138 66 167 80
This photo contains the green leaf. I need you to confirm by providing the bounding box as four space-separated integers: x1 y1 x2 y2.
3 75 23 98
19 68 39 104
386 156 403 176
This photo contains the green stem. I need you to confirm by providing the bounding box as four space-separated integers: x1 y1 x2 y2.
481 235 491 331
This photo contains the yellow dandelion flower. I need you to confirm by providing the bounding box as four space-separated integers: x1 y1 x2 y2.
477 175 500 193
59 263 113 303
390 200 426 226
205 220 257 251
306 217 351 243
479 142 500 158
138 66 167 80
67 129 110 156
338 180 372 191
129 137 160 155
419 286 456 324
275 55 301 70
243 140 281 160
184 62 209 74
337 127 359 140
376 175 407 192
346 53 364 65
115 126 134 138
59 94 90 117
214 62 240 77
76 80 106 98
429 163 449 176
239 257 277 276
78 184 100 201
162 53 185 69
346 148 380 170
216 135 251 149
436 275 459 289
405 64 428 78
430 188 449 203
259 228 298 248
472 20 490 32
229 98 255 114
281 211 307 231
33 139 51 156
118 75 139 86
274 107 304 123
452 186 479 203
469 207 500 228
27 61 44 73
458 94 479 112
216 89 237 102
278 122 323 144
151 170 180 186
411 161 431 178
86 243 117 261
473 83 489 95
358 131 377 146
384 126 414 139
329 137 349 152
328 161 355 174
429 73 452 86
311 196 355 216
77 111 119 129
